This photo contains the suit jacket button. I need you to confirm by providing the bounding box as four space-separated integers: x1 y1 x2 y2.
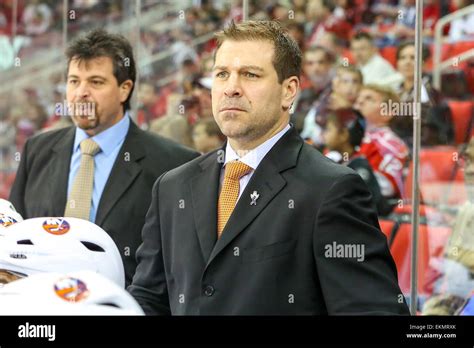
203 285 215 297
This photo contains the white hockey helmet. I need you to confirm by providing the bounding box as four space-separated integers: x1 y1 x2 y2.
0 217 125 287
0 270 144 315
0 199 23 230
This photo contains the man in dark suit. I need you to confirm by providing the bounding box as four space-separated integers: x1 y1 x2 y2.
129 21 410 315
9 29 198 286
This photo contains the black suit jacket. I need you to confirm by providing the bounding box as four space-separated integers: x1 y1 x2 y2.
129 126 410 315
9 120 199 286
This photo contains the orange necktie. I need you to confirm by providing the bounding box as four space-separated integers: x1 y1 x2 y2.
217 160 253 238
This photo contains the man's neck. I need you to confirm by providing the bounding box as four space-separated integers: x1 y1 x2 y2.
229 120 288 154
367 121 389 131
361 53 376 66
403 79 414 92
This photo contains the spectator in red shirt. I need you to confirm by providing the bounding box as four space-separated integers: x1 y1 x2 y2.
354 84 409 200
323 108 393 215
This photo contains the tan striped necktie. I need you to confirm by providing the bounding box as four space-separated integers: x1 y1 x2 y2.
64 138 101 220
217 160 253 238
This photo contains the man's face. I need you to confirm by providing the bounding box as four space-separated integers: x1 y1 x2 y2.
351 39 375 66
307 0 328 21
332 70 362 103
396 45 415 80
138 83 155 107
323 120 346 152
303 50 332 85
212 40 296 149
66 56 132 136
354 88 388 127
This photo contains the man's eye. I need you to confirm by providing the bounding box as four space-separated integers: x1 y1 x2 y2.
92 80 104 85
68 80 78 85
216 71 228 78
244 72 258 78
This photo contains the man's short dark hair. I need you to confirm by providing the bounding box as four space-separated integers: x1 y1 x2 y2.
305 45 336 64
396 40 431 63
327 109 366 147
66 28 136 112
214 20 302 83
351 31 374 44
336 64 363 84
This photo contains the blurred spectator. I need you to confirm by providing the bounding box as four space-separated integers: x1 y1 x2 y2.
350 31 403 88
392 41 454 148
286 21 306 51
306 0 352 44
268 2 290 21
178 58 201 94
22 0 52 36
323 108 392 215
373 0 417 47
136 81 162 128
170 29 198 68
329 64 363 111
297 46 335 141
192 117 225 154
317 31 349 64
149 93 193 148
333 0 361 27
191 79 213 119
300 62 363 147
449 0 474 42
354 84 409 199
423 0 442 40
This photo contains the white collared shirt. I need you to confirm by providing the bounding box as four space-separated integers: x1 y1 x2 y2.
220 124 291 201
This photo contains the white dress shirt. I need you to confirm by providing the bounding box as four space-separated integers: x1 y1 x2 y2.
220 124 291 201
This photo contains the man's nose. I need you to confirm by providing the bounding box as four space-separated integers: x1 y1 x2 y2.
223 74 243 98
75 82 91 99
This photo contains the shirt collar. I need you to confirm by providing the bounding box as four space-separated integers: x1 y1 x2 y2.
224 124 291 170
73 113 131 156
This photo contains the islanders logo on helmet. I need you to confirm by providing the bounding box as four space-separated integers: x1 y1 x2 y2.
42 218 70 235
0 213 18 228
54 277 89 302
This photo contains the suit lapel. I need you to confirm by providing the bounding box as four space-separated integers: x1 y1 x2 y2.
206 127 303 267
190 151 222 262
95 122 144 226
51 127 75 216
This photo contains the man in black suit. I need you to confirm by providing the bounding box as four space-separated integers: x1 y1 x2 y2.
9 29 198 286
129 21 410 315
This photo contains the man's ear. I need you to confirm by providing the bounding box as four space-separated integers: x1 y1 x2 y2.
281 76 300 111
119 80 134 104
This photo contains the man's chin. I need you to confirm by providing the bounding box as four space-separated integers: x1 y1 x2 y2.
72 116 99 130
220 123 251 140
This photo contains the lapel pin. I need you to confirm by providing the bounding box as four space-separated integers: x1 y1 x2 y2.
250 191 260 206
